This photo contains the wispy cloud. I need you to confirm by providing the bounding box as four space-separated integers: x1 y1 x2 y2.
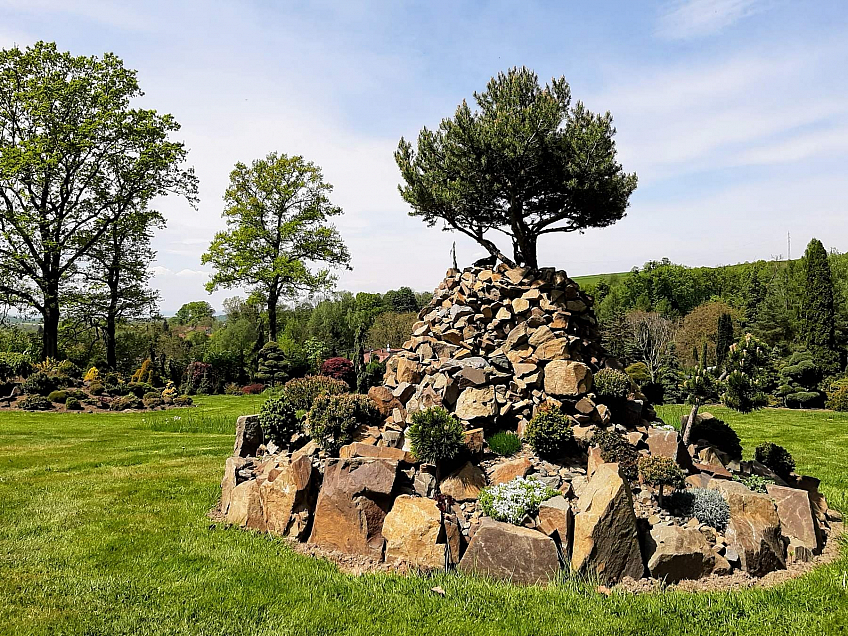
657 0 768 39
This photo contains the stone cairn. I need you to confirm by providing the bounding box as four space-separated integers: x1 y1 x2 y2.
220 264 841 586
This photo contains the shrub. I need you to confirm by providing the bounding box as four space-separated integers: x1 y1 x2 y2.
19 395 52 411
307 393 381 455
479 477 560 525
255 342 289 386
487 431 522 457
669 488 730 531
126 382 155 399
161 382 177 404
143 391 162 408
22 371 59 396
224 382 242 395
754 442 795 479
408 407 465 465
34 357 61 374
363 360 386 389
826 379 848 412
688 415 743 460
283 375 349 411
57 360 82 379
110 394 141 411
47 390 68 403
84 367 100 383
131 358 155 384
592 428 639 481
259 396 301 446
89 382 105 396
182 361 214 394
320 357 355 388
65 397 82 410
524 408 574 459
732 474 774 493
0 352 32 380
594 368 632 400
784 391 824 409
624 362 651 386
638 456 685 506
173 395 193 407
241 383 265 395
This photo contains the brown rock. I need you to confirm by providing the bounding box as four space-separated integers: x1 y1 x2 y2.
454 386 497 421
538 495 574 558
260 454 315 539
725 491 786 576
786 475 830 522
512 298 531 313
458 519 560 584
707 479 750 496
766 484 822 554
233 415 263 457
685 473 712 489
528 325 555 347
339 442 412 463
535 338 570 361
489 457 532 485
368 386 402 417
587 446 603 479
396 358 423 384
308 458 398 557
645 525 715 582
382 495 445 569
571 463 644 584
226 479 265 530
440 462 486 501
221 456 249 514
544 360 593 397
464 428 485 455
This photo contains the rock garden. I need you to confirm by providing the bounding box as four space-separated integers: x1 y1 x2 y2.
219 264 843 587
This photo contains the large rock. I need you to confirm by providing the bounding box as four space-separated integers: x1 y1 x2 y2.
544 360 593 397
339 442 412 463
233 414 263 457
458 519 560 584
454 386 497 421
396 358 423 384
382 495 445 569
538 495 574 560
226 479 265 530
571 462 644 584
440 462 486 501
489 457 532 485
221 456 249 514
725 491 786 576
766 484 822 554
259 454 315 539
367 386 402 417
646 429 693 470
308 458 398 557
645 525 715 582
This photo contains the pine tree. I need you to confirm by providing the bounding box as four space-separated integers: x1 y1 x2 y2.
802 239 839 375
715 313 733 369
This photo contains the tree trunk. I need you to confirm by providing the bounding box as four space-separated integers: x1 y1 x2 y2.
105 266 120 369
681 402 700 446
267 284 279 342
41 279 60 360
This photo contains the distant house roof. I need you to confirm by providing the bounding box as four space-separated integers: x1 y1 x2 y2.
365 348 395 363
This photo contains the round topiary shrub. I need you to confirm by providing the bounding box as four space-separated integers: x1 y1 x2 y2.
479 476 560 525
594 368 632 401
283 375 349 411
142 391 162 408
754 442 795 479
110 394 141 411
307 393 381 455
592 428 639 481
22 371 59 396
260 396 301 446
19 395 53 411
487 431 522 457
638 455 686 506
407 407 465 465
65 396 83 410
688 415 743 460
47 390 68 404
669 488 730 531
524 408 574 459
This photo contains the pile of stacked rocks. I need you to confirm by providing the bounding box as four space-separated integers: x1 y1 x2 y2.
218 265 841 586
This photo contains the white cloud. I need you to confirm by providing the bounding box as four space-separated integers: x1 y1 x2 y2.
657 0 768 39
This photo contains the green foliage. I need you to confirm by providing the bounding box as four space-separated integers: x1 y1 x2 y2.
593 368 632 400
22 372 59 396
88 382 105 396
224 382 242 396
524 408 574 459
65 396 82 410
688 415 743 460
0 352 32 380
592 428 639 481
478 477 560 525
125 382 155 399
638 456 685 490
669 488 730 531
47 390 68 404
396 66 637 269
110 395 141 411
363 360 386 390
282 375 349 412
18 394 53 411
307 393 380 455
715 312 734 368
825 378 848 411
407 407 465 465
173 395 193 407
755 442 796 479
732 474 774 493
255 341 290 386
202 152 351 340
175 301 215 326
142 392 162 408
259 396 301 446
624 362 651 386
486 431 522 457
801 238 839 375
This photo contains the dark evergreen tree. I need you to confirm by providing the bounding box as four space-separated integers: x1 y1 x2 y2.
801 238 839 375
715 313 733 369
744 269 766 327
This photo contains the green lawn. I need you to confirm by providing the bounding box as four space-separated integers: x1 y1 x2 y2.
0 397 846 635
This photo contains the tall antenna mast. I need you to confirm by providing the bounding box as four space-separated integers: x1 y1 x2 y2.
787 232 791 262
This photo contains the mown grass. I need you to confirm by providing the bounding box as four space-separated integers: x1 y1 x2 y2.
0 396 846 635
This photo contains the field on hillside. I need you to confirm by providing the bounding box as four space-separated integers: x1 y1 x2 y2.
1 397 847 636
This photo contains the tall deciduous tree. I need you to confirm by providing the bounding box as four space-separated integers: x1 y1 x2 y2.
0 42 197 358
202 153 350 341
801 238 839 375
71 208 163 369
395 66 637 269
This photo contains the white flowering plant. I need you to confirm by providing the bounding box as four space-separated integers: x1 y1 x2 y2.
478 476 559 525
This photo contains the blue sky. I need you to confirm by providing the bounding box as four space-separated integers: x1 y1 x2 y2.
2 0 847 312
